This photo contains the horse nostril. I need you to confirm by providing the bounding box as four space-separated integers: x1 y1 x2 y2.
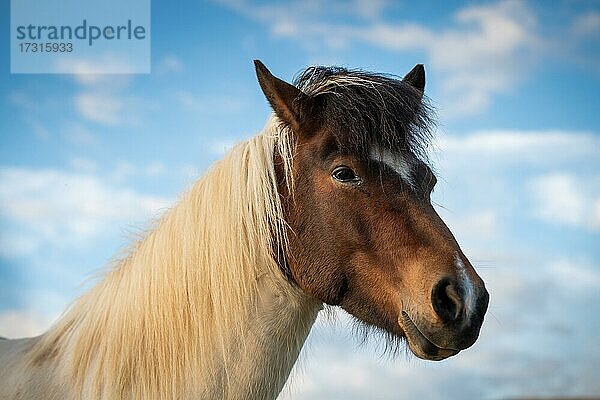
431 278 463 324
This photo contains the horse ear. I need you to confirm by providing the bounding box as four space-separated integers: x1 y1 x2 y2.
254 60 309 133
403 64 425 94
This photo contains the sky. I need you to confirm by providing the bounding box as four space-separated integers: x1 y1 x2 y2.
1 0 599 398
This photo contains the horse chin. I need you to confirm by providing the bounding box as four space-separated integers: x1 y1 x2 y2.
398 311 460 361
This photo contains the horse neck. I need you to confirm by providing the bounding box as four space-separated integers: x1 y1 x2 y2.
30 133 321 399
221 270 321 399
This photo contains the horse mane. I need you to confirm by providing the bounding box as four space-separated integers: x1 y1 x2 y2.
294 66 435 162
27 116 296 399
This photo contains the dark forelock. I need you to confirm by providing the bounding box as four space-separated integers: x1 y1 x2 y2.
294 66 435 161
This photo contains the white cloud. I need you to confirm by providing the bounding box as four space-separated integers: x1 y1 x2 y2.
74 90 148 127
145 162 167 177
346 0 389 20
180 164 202 183
383 1 537 117
75 92 125 126
0 309 57 339
176 91 245 114
108 161 168 182
0 167 170 255
216 1 541 117
594 197 600 228
439 130 598 154
208 138 239 156
177 91 207 111
60 55 144 127
68 157 98 173
442 210 500 239
549 259 600 290
363 2 539 116
436 130 600 166
217 1 599 117
8 91 39 110
156 55 184 74
31 120 51 140
572 11 600 37
431 130 600 233
61 122 100 146
54 54 136 86
529 173 600 231
110 161 137 182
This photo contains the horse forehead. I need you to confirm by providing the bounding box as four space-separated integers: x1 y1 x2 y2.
369 147 415 187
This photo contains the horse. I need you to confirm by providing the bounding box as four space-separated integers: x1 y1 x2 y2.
0 61 489 399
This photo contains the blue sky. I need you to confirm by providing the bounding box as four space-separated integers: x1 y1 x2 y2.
1 0 599 398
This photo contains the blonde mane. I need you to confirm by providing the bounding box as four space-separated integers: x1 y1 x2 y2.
26 116 310 399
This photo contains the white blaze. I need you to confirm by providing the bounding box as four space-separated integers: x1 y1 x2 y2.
369 148 414 189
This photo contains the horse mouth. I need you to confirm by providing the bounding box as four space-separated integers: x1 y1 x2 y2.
398 311 460 361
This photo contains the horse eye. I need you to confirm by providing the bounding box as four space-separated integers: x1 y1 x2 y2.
332 166 360 183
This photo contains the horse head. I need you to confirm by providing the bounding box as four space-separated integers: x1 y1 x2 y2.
255 60 489 360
